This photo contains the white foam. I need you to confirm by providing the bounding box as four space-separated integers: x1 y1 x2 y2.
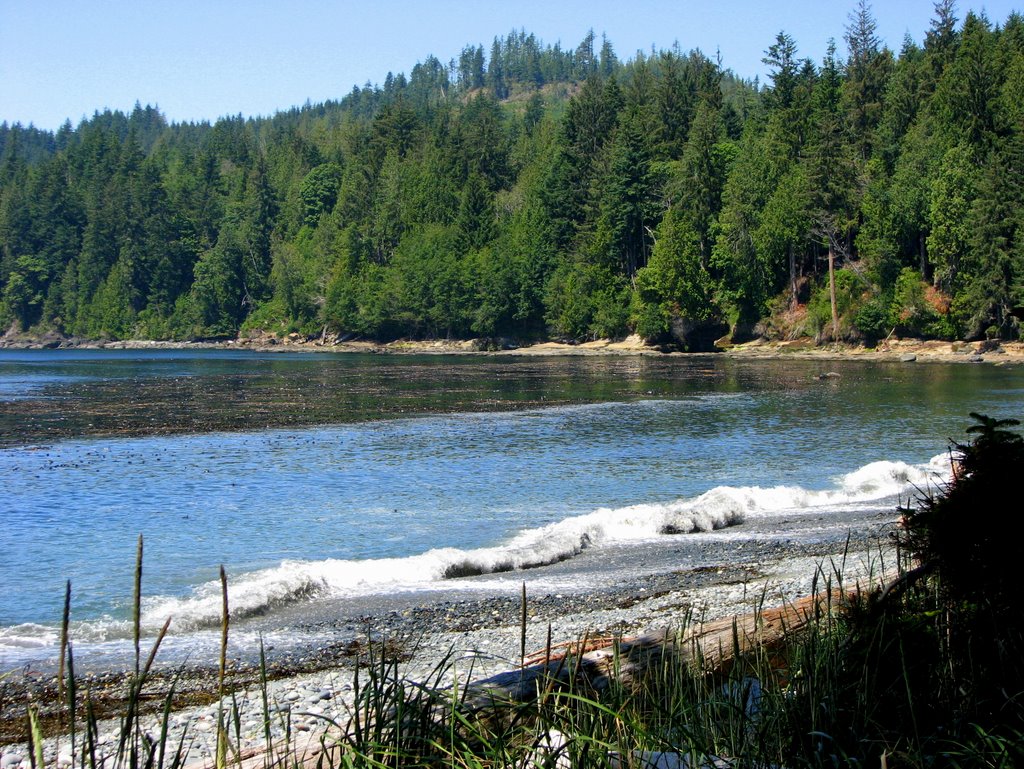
1 453 954 653
0 623 58 649
135 453 952 631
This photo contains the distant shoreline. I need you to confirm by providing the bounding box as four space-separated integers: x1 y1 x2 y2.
3 330 1023 365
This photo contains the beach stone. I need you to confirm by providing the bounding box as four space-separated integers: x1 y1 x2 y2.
527 728 571 769
285 690 301 702
900 353 917 362
56 751 72 767
1 753 24 769
315 689 333 700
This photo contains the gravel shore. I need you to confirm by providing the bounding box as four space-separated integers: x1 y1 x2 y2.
0 529 891 765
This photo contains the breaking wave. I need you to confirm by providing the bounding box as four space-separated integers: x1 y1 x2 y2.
0 453 951 652
137 452 950 631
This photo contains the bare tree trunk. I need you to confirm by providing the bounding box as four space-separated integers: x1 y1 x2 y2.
828 243 839 342
789 243 797 306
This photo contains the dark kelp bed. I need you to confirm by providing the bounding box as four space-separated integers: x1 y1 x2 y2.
0 349 1010 448
1 352 746 447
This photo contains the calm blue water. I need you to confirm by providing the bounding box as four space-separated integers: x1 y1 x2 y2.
1 349 1022 666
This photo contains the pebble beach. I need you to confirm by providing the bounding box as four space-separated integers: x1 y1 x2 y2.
0 529 891 766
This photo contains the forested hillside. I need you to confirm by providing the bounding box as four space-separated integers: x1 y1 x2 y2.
2 3 1022 348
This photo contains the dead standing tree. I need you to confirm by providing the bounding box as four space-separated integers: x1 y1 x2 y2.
812 214 849 342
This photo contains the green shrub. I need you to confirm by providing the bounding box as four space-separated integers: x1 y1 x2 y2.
896 414 1024 725
631 296 671 341
806 268 867 340
853 294 892 344
891 267 940 338
240 296 319 337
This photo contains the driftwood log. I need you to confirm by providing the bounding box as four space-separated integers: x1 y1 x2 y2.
186 593 833 769
463 593 826 713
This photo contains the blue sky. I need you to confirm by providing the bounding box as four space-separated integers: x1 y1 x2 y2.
1 0 1020 131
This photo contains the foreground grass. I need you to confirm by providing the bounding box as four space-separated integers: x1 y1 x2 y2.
11 415 1024 768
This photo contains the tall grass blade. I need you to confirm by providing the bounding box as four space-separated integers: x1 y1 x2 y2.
258 636 274 757
83 693 98 769
58 581 71 735
134 535 144 679
66 641 77 769
27 705 44 769
216 565 229 769
520 582 527 669
156 675 180 769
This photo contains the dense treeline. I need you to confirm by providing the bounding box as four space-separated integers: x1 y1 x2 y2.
2 4 1023 347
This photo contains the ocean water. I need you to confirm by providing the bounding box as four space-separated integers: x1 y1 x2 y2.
1 349 1021 669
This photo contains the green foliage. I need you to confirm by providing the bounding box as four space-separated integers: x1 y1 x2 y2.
851 268 955 342
674 101 729 264
891 266 940 336
1 254 49 329
589 281 632 339
325 260 394 338
188 238 246 337
239 296 319 337
806 268 867 339
269 240 313 324
544 261 629 340
897 413 1024 723
389 224 472 338
633 208 719 342
631 295 671 340
457 172 497 250
927 143 979 293
299 162 342 226
956 134 1024 339
593 106 661 277
3 13 1024 344
713 131 781 323
81 256 137 338
853 294 891 343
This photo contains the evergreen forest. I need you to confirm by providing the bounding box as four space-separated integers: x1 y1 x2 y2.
2 2 1023 349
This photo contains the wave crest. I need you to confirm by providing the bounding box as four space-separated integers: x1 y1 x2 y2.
142 454 951 629
2 453 952 653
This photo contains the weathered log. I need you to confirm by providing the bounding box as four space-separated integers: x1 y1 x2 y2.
463 593 826 711
186 593 834 769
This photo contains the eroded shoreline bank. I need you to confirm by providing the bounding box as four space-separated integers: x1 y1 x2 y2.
3 330 1023 366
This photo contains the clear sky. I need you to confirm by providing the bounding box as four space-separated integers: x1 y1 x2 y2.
1 0 1020 131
